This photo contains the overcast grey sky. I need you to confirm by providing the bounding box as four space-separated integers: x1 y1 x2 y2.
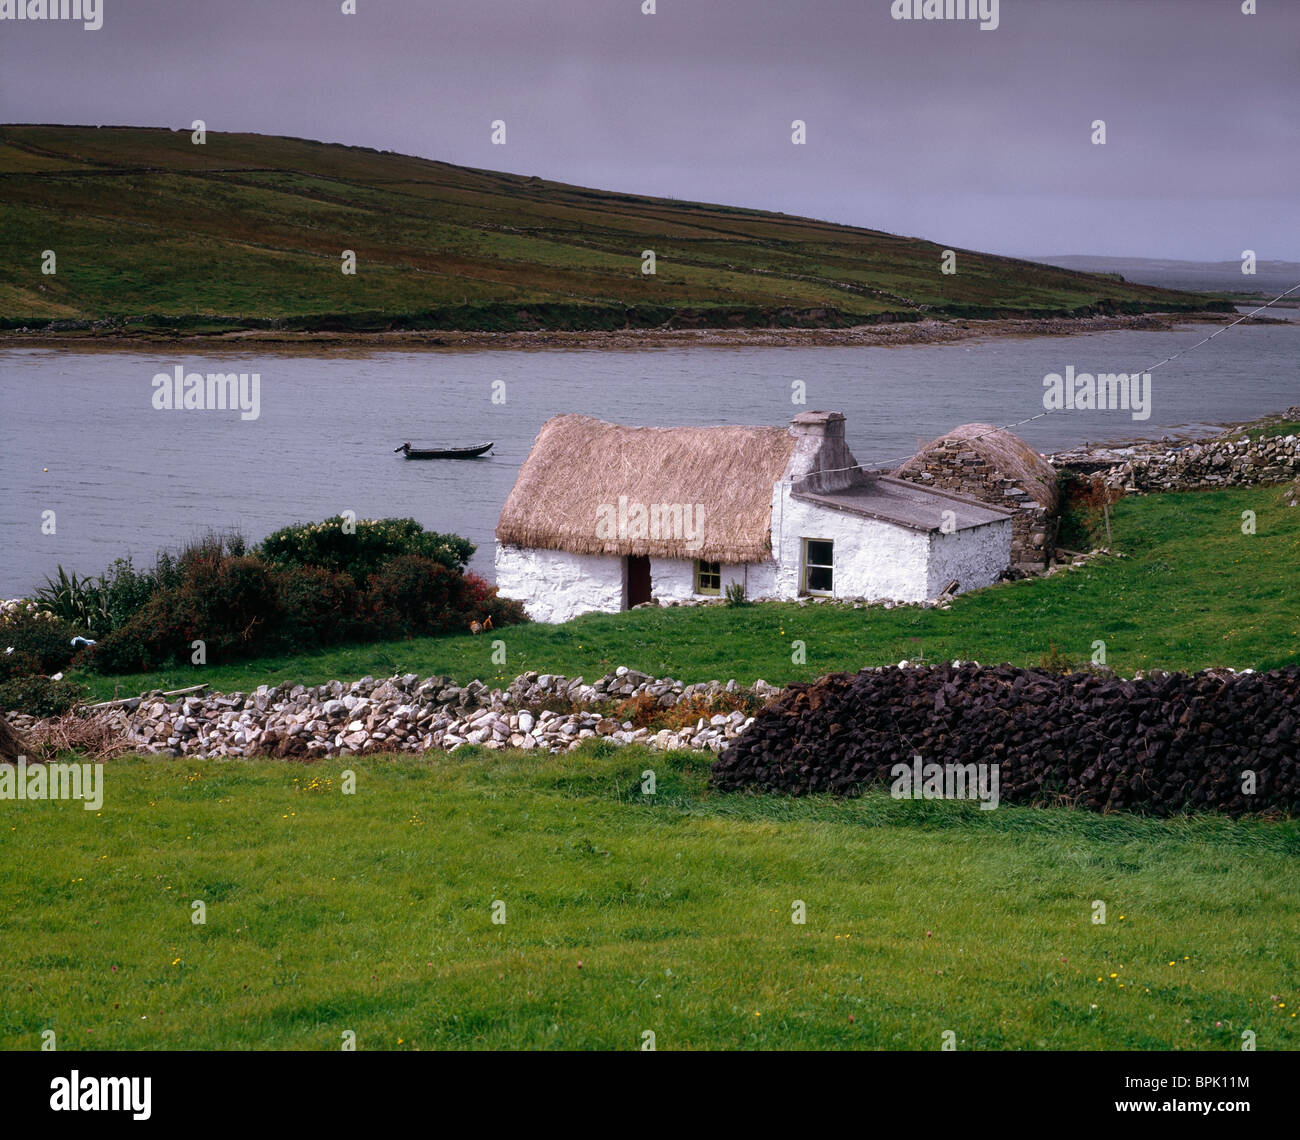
1 0 1295 260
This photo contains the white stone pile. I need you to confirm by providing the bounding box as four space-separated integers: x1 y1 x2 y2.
37 668 782 760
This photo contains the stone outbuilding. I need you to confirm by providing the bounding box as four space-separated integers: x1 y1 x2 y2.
494 411 1015 623
892 423 1061 568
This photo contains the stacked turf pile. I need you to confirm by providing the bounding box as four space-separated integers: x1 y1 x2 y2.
711 664 1300 816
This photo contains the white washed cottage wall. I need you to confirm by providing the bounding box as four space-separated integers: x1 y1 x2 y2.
495 411 1014 622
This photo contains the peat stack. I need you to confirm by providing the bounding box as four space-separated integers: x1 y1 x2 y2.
710 664 1300 816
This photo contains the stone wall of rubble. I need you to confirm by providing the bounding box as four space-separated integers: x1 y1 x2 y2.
5 668 782 760
1052 424 1300 495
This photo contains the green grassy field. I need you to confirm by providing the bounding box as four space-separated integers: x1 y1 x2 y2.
75 483 1300 703
0 125 1226 333
2 745 1295 1050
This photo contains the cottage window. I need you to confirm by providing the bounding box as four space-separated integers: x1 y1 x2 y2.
802 539 834 595
695 559 721 596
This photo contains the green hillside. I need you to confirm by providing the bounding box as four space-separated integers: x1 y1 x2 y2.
0 124 1228 334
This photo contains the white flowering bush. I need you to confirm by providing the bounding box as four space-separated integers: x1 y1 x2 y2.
255 516 474 585
1 598 57 624
0 601 82 688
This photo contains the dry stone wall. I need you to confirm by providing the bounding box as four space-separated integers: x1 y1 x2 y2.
1052 429 1300 494
5 669 780 760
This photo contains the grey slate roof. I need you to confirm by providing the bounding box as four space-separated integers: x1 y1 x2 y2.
792 476 1013 533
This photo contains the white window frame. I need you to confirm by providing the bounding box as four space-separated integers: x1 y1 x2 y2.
801 537 834 596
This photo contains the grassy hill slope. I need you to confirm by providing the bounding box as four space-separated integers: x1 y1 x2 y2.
0 125 1229 334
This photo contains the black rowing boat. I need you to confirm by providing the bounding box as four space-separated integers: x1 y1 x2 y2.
394 441 493 460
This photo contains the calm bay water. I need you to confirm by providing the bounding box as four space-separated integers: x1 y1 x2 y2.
2 321 1297 596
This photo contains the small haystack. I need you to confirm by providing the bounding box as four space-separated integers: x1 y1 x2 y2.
895 423 1059 509
893 423 1061 566
496 414 796 563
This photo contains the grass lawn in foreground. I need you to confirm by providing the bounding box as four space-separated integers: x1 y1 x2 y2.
1 745 1296 1051
74 483 1300 702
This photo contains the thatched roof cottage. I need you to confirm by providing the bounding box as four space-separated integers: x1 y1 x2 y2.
495 411 1015 623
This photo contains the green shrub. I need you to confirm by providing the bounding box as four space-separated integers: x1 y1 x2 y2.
0 606 83 679
270 565 361 651
725 582 748 607
174 529 246 576
98 556 162 631
1037 642 1108 676
89 555 283 673
32 533 247 641
84 626 153 675
256 516 474 585
79 524 514 673
1057 470 1124 552
360 559 530 639
34 567 112 635
462 570 529 630
361 555 467 637
0 675 88 717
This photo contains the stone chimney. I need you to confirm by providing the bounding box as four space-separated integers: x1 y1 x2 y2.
785 410 869 494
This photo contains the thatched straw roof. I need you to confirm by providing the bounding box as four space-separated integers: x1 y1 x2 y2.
496 414 796 563
893 423 1060 510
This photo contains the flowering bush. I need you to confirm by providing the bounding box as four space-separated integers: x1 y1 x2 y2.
0 604 84 683
361 555 469 637
359 559 528 639
256 516 474 586
462 571 528 630
2 598 59 623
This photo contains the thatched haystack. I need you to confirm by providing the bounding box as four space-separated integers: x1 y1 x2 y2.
893 423 1061 566
894 423 1059 510
496 414 796 563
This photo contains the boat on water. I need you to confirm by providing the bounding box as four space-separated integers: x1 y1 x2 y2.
394 441 493 460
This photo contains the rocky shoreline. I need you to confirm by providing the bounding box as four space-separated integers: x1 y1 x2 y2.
0 310 1253 352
